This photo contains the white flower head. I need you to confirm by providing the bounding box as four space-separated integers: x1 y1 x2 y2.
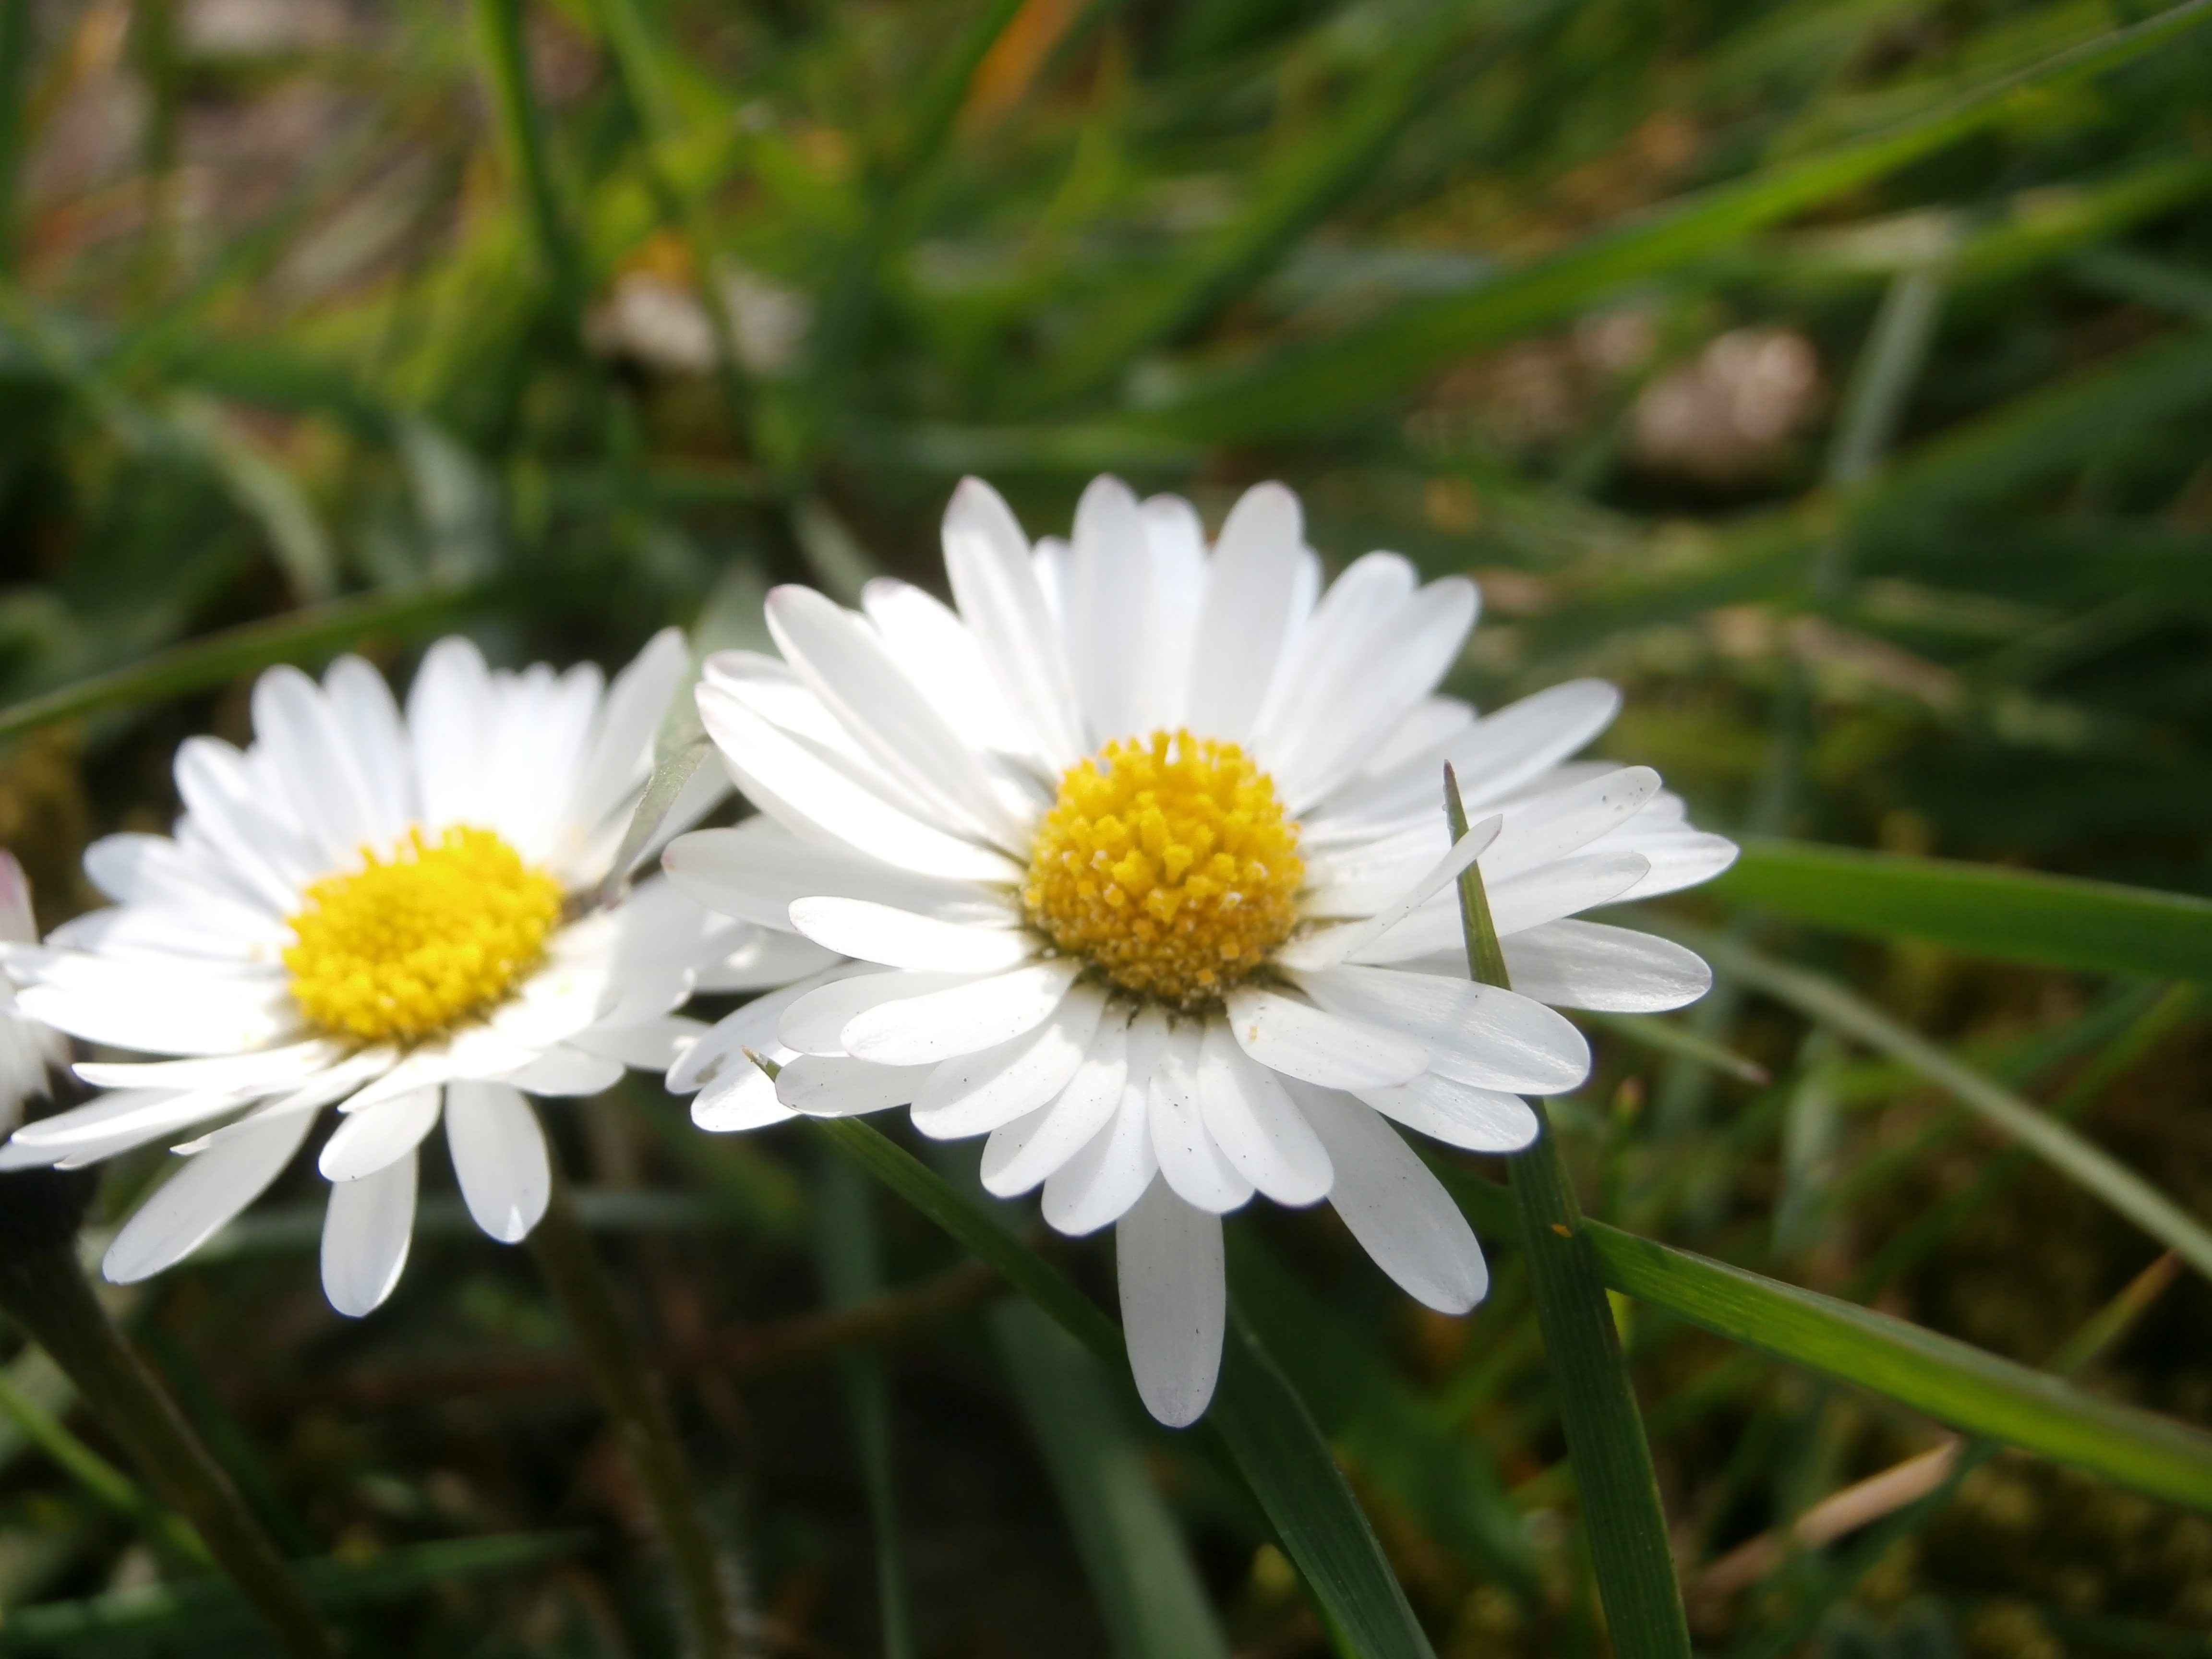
0 631 831 1315
0 851 72 1134
664 476 1738 1424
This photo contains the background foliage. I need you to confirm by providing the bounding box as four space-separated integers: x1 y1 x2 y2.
5 0 2212 1652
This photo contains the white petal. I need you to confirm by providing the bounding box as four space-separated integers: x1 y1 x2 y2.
1132 495 1207 733
693 1051 796 1131
251 665 383 869
769 586 1026 846
20 972 299 1058
1500 920 1712 1012
102 1107 315 1284
1355 1071 1539 1153
693 1049 797 1131
1224 986 1429 1089
862 577 1028 755
1481 767 1662 882
1320 678 1620 829
1148 1017 1253 1214
1064 476 1153 744
980 1006 1132 1196
75 1041 338 1092
319 1085 443 1181
0 851 34 944
320 1150 417 1317
1196 1018 1331 1206
496 1046 626 1096
1279 813 1500 967
445 1080 549 1243
695 927 847 993
565 1016 709 1071
323 654 415 845
566 627 689 838
940 477 1084 767
1488 852 1650 937
910 983 1106 1140
1295 1085 1487 1313
7 1084 256 1160
406 636 495 832
1116 1179 1223 1427
667 964 869 1094
787 898 1034 973
1185 483 1305 745
662 817 991 931
1296 964 1589 1094
780 969 971 1056
1042 1006 1166 1236
171 737 313 910
1604 832 1741 900
697 683 1018 883
776 1055 936 1116
845 960 1082 1065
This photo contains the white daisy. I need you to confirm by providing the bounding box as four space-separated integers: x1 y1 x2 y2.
0 632 835 1315
0 851 70 1134
662 476 1738 1423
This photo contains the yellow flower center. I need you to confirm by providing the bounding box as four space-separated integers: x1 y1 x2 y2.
1023 730 1304 1007
284 826 564 1042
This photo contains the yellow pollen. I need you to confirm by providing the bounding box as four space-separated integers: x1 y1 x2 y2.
284 826 564 1043
1023 730 1303 1007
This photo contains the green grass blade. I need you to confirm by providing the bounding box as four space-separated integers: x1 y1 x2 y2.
1426 1162 2212 1514
1583 1010 1771 1086
1213 1314 1438 1659
815 1156 917 1659
1141 0 2212 440
0 1533 588 1651
804 1118 1436 1659
1449 770 1691 1658
1034 7 1466 404
1717 837 2212 979
0 1363 206 1565
0 582 482 745
473 0 588 325
994 1303 1230 1659
1684 929 2212 1283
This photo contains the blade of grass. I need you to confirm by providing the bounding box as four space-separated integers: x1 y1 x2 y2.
0 1362 207 1566
1426 1162 2212 1513
0 0 33 272
801 1113 1437 1659
0 1532 588 1652
1717 838 2212 981
1446 768 1691 1659
1140 0 2212 440
994 1303 1231 1659
473 0 589 330
1678 926 2212 1284
0 581 482 745
1585 1010 1771 1086
815 1155 917 1659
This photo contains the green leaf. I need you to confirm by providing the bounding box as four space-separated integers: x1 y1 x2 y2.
1424 1165 2212 1514
1137 0 2212 440
1685 929 2212 1285
1716 836 2212 981
815 1156 918 1659
994 1303 1231 1659
0 1533 589 1652
805 1117 1437 1659
1449 771 1691 1659
0 582 481 745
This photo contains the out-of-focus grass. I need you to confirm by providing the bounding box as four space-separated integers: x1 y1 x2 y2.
5 0 2212 1653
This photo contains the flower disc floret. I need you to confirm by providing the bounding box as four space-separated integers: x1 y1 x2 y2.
285 826 564 1042
1023 730 1303 1007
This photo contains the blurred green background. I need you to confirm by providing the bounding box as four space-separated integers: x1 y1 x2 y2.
5 0 2212 1652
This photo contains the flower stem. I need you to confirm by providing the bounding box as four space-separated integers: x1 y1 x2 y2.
0 1229 341 1659
1445 766 1691 1659
526 1166 740 1659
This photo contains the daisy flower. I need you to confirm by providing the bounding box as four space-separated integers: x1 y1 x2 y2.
0 633 832 1315
0 851 70 1134
662 477 1737 1423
